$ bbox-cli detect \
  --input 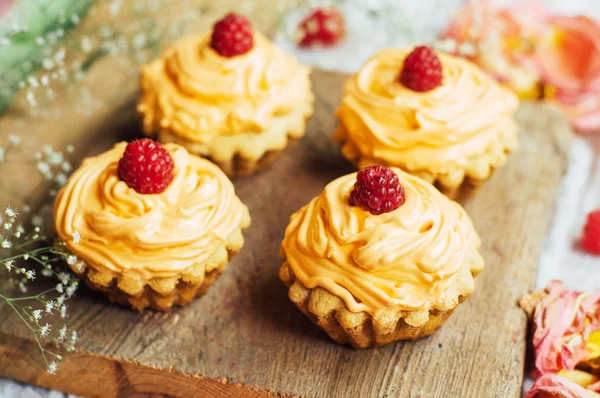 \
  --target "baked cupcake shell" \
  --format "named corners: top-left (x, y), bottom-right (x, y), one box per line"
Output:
top-left (144, 105), bottom-right (312, 177)
top-left (279, 251), bottom-right (483, 348)
top-left (335, 124), bottom-right (517, 199)
top-left (69, 220), bottom-right (249, 312)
